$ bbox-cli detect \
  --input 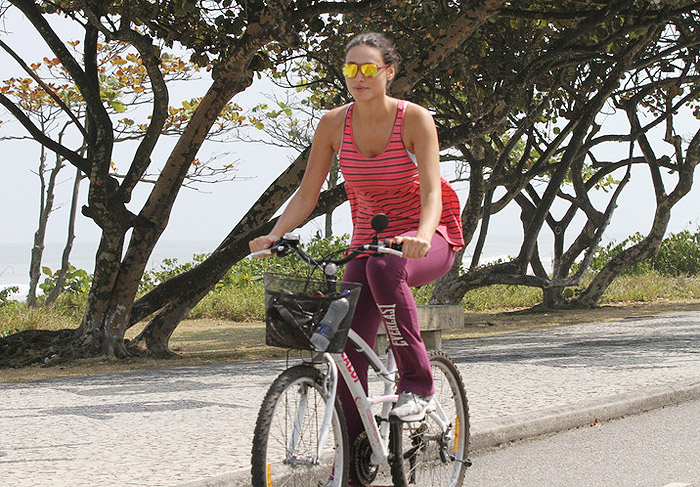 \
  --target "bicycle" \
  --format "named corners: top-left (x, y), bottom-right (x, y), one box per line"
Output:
top-left (250, 215), bottom-right (471, 487)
